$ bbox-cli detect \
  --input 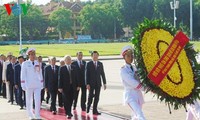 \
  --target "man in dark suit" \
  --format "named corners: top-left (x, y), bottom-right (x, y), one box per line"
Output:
top-left (14, 55), bottom-right (25, 109)
top-left (44, 57), bottom-right (59, 114)
top-left (6, 56), bottom-right (17, 104)
top-left (37, 56), bottom-right (48, 103)
top-left (58, 59), bottom-right (65, 107)
top-left (0, 54), bottom-right (3, 96)
top-left (58, 55), bottom-right (79, 119)
top-left (72, 51), bottom-right (87, 111)
top-left (86, 51), bottom-right (107, 115)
